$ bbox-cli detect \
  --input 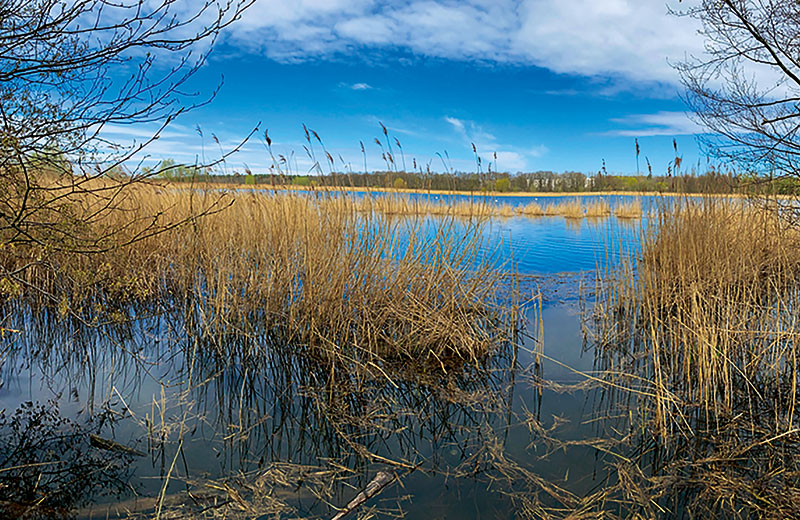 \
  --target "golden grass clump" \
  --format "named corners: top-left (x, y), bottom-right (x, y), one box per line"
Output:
top-left (496, 203), bottom-right (517, 218)
top-left (1, 185), bottom-right (519, 366)
top-left (519, 202), bottom-right (545, 217)
top-left (584, 199), bottom-right (611, 218)
top-left (613, 199), bottom-right (643, 219)
top-left (357, 193), bottom-right (432, 216)
top-left (358, 193), bottom-right (497, 220)
top-left (552, 199), bottom-right (584, 219)
top-left (349, 192), bottom-right (626, 222)
top-left (450, 199), bottom-right (495, 218)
